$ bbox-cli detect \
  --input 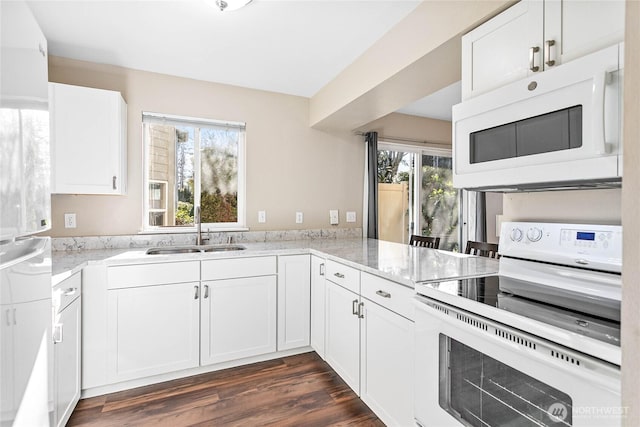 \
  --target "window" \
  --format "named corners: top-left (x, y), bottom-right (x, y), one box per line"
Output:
top-left (143, 113), bottom-right (246, 231)
top-left (377, 143), bottom-right (460, 251)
